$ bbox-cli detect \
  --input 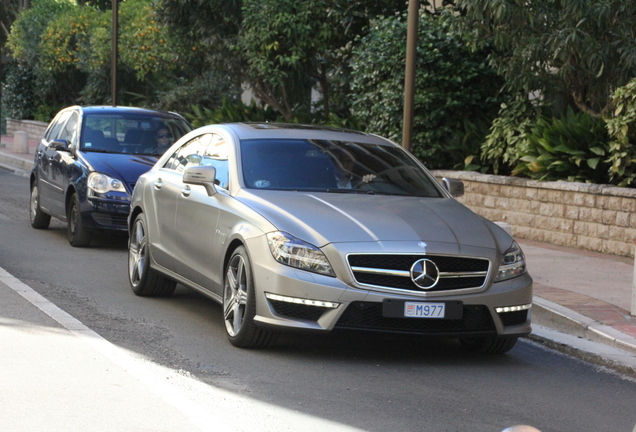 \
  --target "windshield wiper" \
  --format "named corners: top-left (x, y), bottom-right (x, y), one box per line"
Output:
top-left (82, 148), bottom-right (113, 153)
top-left (324, 189), bottom-right (375, 194)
